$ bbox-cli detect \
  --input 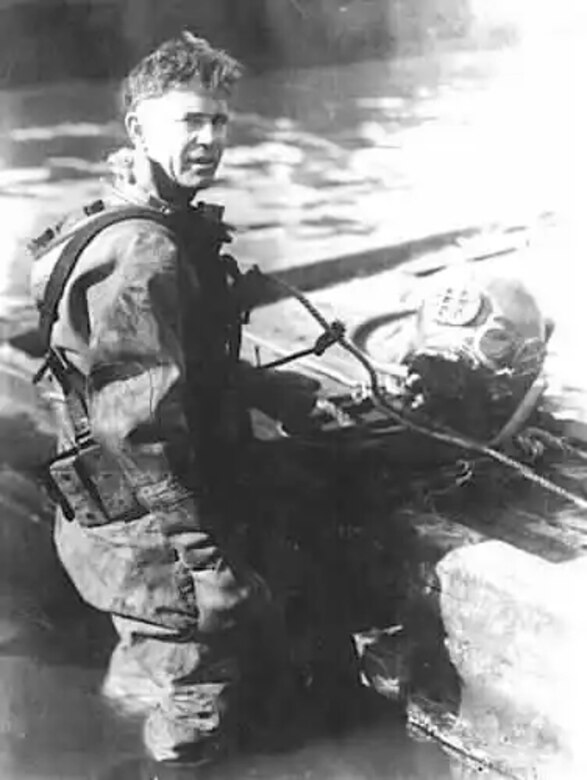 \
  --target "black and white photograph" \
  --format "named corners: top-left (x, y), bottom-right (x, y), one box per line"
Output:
top-left (0, 2), bottom-right (581, 778)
